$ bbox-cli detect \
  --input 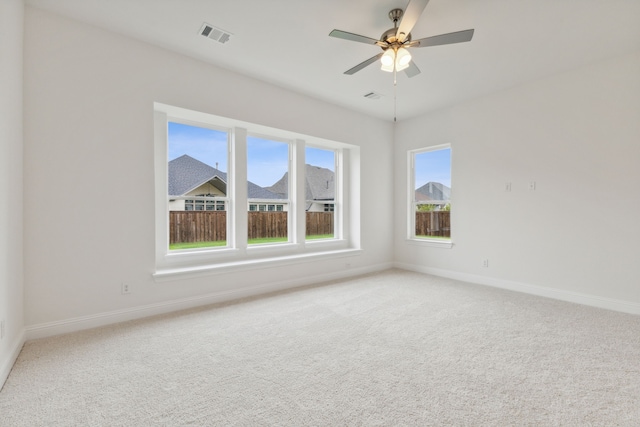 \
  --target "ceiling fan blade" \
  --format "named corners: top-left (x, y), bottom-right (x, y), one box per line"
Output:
top-left (329, 29), bottom-right (380, 45)
top-left (344, 53), bottom-right (384, 75)
top-left (396, 0), bottom-right (430, 43)
top-left (412, 29), bottom-right (474, 47)
top-left (404, 61), bottom-right (421, 78)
